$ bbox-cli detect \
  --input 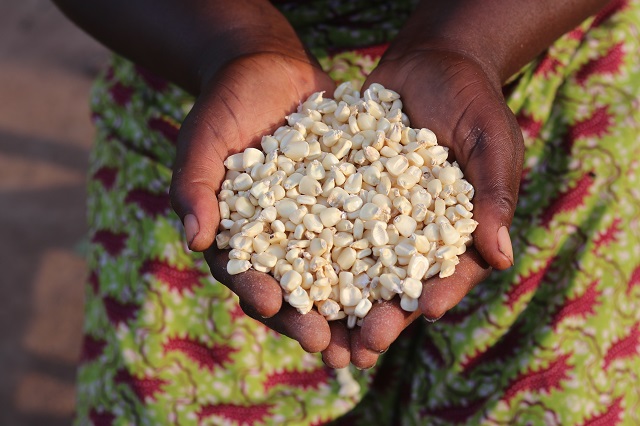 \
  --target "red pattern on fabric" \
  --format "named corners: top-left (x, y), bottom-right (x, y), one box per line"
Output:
top-left (134, 65), bottom-right (169, 91)
top-left (579, 397), bottom-right (624, 425)
top-left (592, 0), bottom-right (628, 28)
top-left (593, 218), bottom-right (622, 251)
top-left (264, 367), bottom-right (330, 391)
top-left (351, 43), bottom-right (389, 59)
top-left (89, 409), bottom-right (115, 426)
top-left (439, 299), bottom-right (483, 325)
top-left (462, 321), bottom-right (526, 372)
top-left (564, 106), bottom-right (614, 152)
top-left (551, 280), bottom-right (601, 330)
top-left (627, 266), bottom-right (640, 295)
top-left (539, 174), bottom-right (594, 228)
top-left (148, 117), bottom-right (179, 144)
top-left (103, 296), bottom-right (139, 325)
top-left (230, 303), bottom-right (247, 321)
top-left (603, 326), bottom-right (640, 369)
top-left (310, 417), bottom-right (333, 426)
top-left (505, 258), bottom-right (554, 309)
top-left (421, 336), bottom-right (446, 368)
top-left (534, 55), bottom-right (561, 77)
top-left (92, 230), bottom-right (128, 257)
top-left (140, 260), bottom-right (206, 294)
top-left (88, 270), bottom-right (99, 293)
top-left (518, 167), bottom-right (532, 196)
top-left (517, 112), bottom-right (543, 140)
top-left (125, 189), bottom-right (171, 217)
top-left (93, 166), bottom-right (118, 190)
top-left (576, 43), bottom-right (625, 85)
top-left (114, 369), bottom-right (168, 402)
top-left (567, 27), bottom-right (586, 40)
top-left (421, 397), bottom-right (488, 423)
top-left (503, 353), bottom-right (572, 403)
top-left (196, 403), bottom-right (274, 425)
top-left (104, 66), bottom-right (115, 81)
top-left (109, 82), bottom-right (134, 106)
top-left (163, 337), bottom-right (237, 371)
top-left (329, 42), bottom-right (389, 59)
top-left (80, 334), bottom-right (107, 363)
